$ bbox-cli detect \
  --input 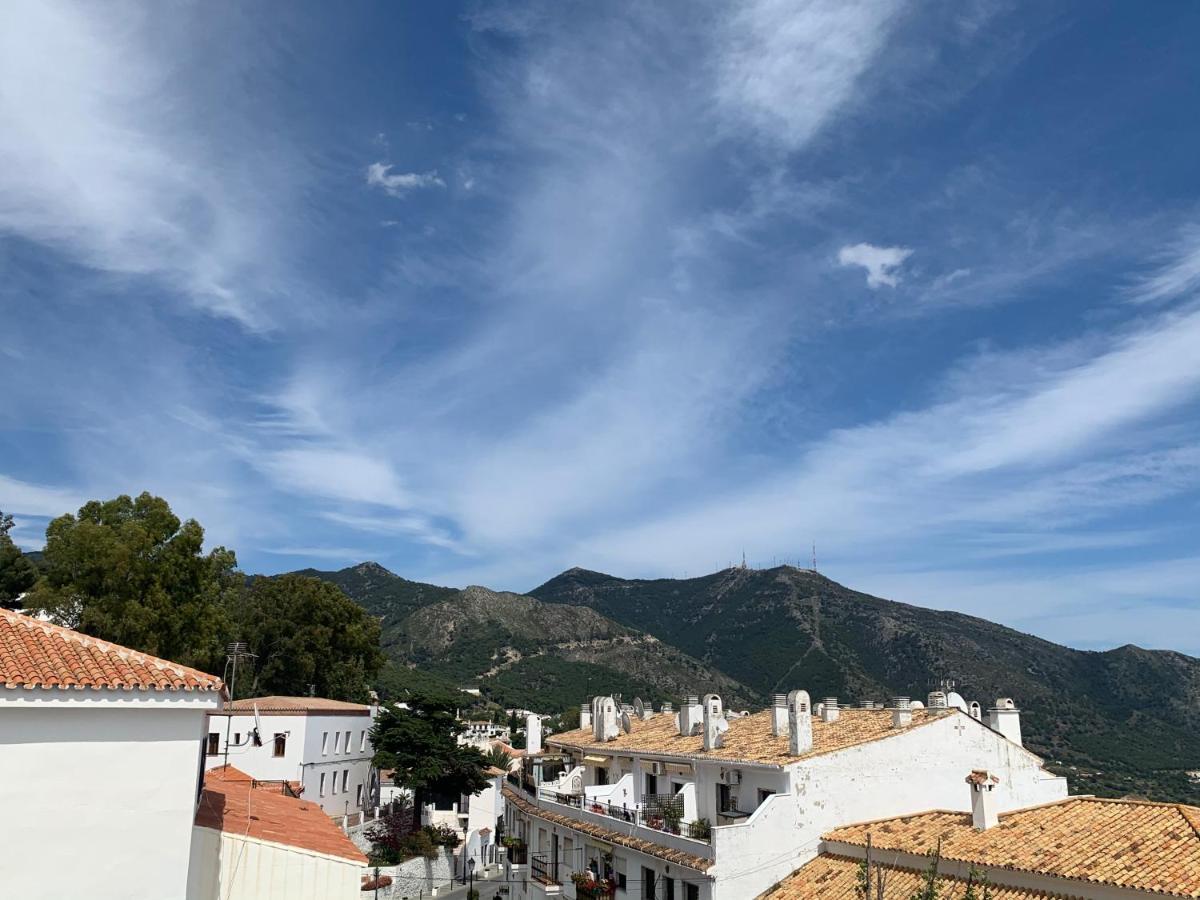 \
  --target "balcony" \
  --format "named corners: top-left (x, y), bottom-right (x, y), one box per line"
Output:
top-left (572, 875), bottom-right (618, 900)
